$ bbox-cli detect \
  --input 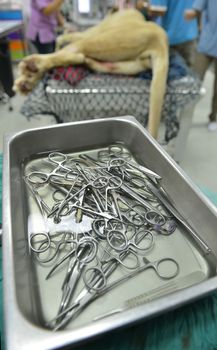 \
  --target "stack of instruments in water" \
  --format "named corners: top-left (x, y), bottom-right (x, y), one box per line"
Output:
top-left (24, 144), bottom-right (196, 330)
